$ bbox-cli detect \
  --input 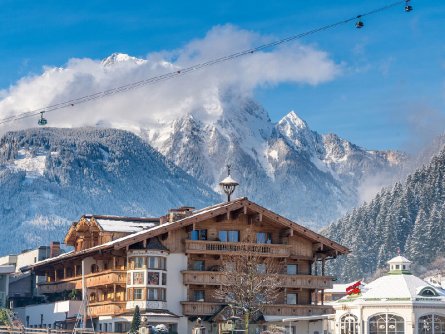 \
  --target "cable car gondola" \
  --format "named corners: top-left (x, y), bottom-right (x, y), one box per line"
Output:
top-left (355, 15), bottom-right (364, 29)
top-left (38, 112), bottom-right (47, 126)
